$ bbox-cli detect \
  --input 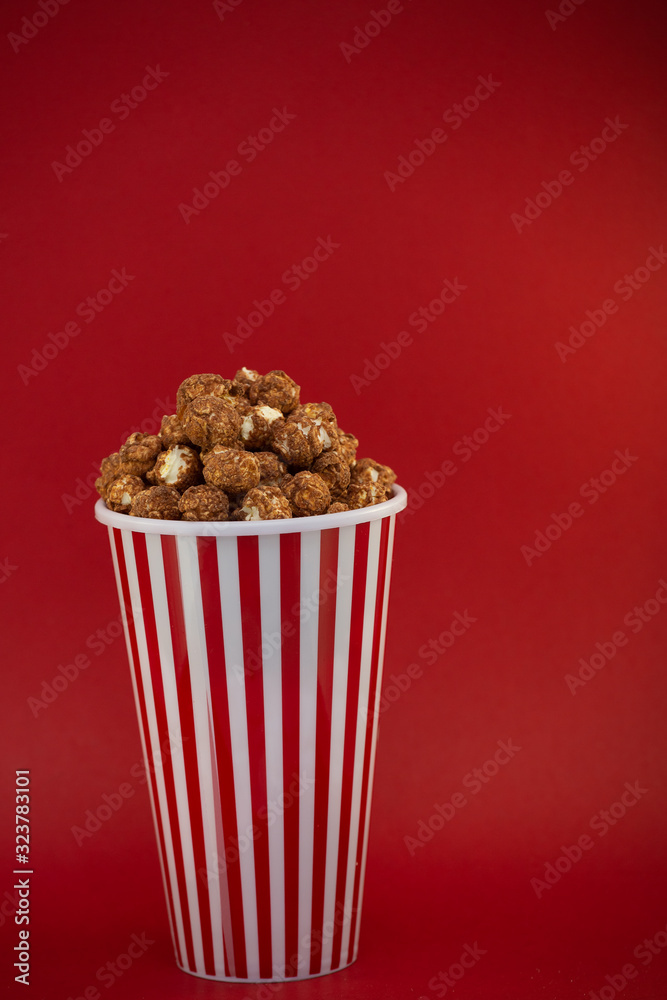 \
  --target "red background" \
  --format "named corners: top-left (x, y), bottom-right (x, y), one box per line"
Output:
top-left (2, 0), bottom-right (667, 997)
